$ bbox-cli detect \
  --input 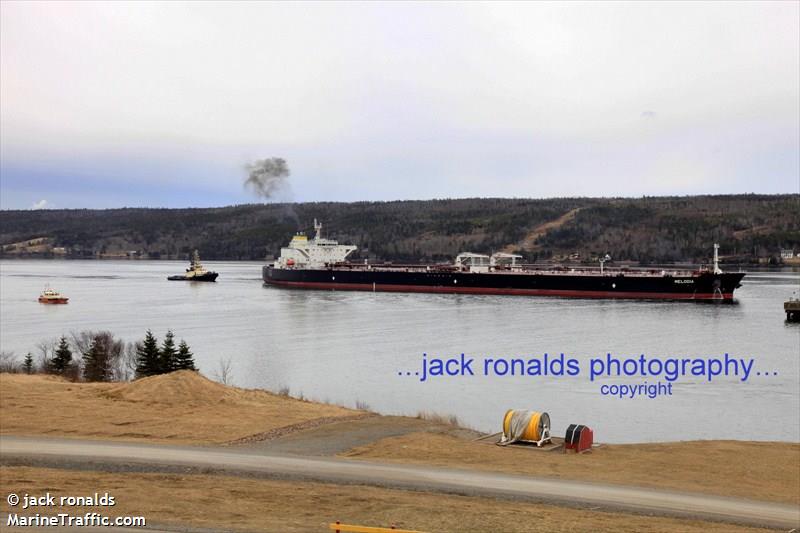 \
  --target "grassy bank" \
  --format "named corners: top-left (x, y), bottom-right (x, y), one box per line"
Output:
top-left (0, 371), bottom-right (356, 444)
top-left (342, 433), bottom-right (800, 505)
top-left (0, 466), bottom-right (772, 533)
top-left (1, 371), bottom-right (797, 507)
